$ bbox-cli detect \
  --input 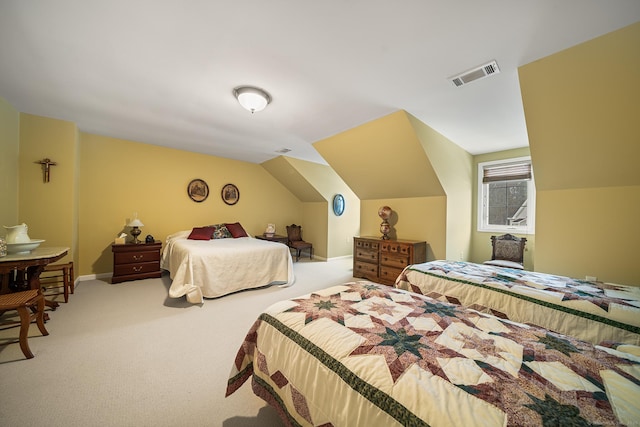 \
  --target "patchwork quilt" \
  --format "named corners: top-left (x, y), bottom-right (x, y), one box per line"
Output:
top-left (226, 281), bottom-right (640, 426)
top-left (395, 261), bottom-right (640, 346)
